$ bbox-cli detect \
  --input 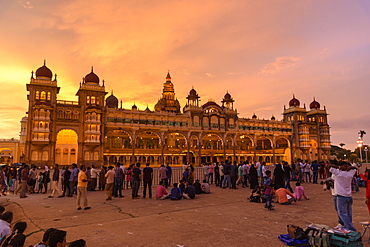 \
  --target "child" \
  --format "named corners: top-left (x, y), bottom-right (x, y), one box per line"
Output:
top-left (263, 170), bottom-right (274, 210)
top-left (37, 172), bottom-right (44, 194)
top-left (183, 169), bottom-right (189, 183)
top-left (293, 182), bottom-right (309, 201)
